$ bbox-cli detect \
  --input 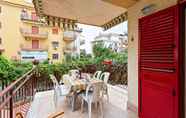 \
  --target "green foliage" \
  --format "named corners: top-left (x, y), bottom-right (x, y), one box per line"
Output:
top-left (93, 42), bottom-right (128, 64)
top-left (0, 56), bottom-right (32, 82)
